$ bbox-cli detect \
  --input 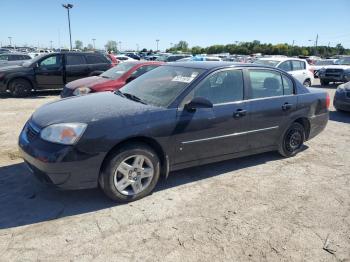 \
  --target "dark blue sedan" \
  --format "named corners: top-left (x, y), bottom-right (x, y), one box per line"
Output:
top-left (19, 62), bottom-right (329, 202)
